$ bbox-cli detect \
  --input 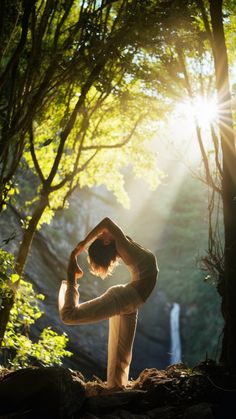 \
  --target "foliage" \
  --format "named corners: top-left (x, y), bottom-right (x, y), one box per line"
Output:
top-left (22, 79), bottom-right (163, 224)
top-left (0, 249), bottom-right (19, 298)
top-left (0, 0), bottom-right (166, 211)
top-left (0, 251), bottom-right (72, 369)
